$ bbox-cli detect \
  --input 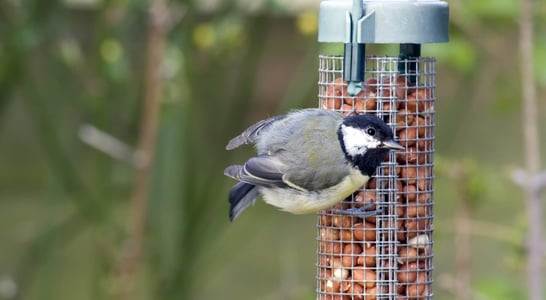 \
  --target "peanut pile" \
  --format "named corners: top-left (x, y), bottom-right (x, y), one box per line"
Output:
top-left (317, 75), bottom-right (434, 300)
